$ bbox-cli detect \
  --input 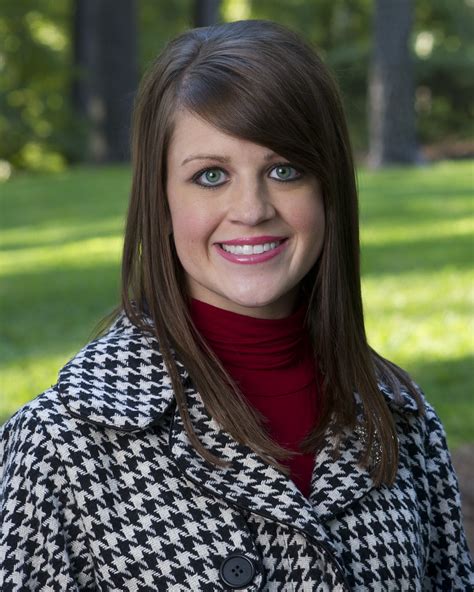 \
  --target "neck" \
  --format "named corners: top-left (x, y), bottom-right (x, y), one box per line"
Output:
top-left (186, 287), bottom-right (300, 320)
